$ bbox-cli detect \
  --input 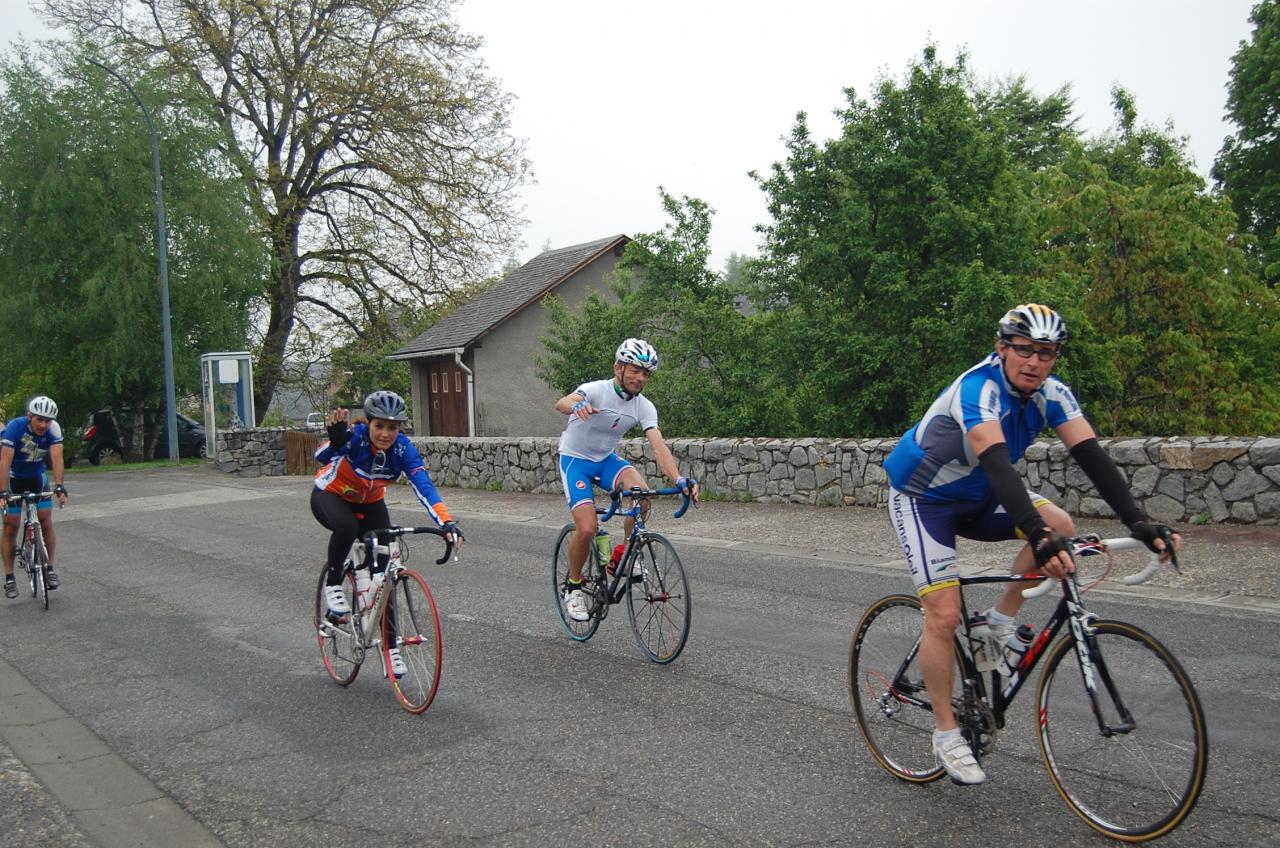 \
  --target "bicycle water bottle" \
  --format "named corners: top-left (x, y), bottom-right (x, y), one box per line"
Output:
top-left (999, 624), bottom-right (1036, 677)
top-left (355, 568), bottom-right (373, 610)
top-left (965, 613), bottom-right (999, 673)
top-left (595, 529), bottom-right (610, 563)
